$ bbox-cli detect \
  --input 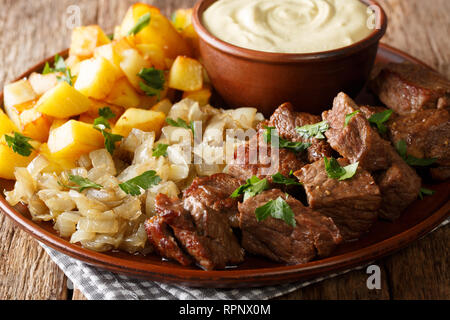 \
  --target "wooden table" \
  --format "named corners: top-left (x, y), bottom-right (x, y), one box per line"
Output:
top-left (0, 0), bottom-right (448, 300)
